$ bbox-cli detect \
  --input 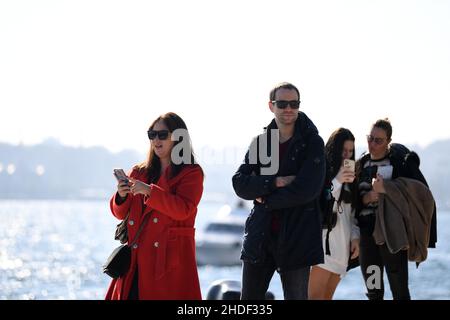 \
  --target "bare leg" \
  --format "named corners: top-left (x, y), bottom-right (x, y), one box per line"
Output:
top-left (308, 265), bottom-right (332, 300)
top-left (323, 272), bottom-right (341, 300)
